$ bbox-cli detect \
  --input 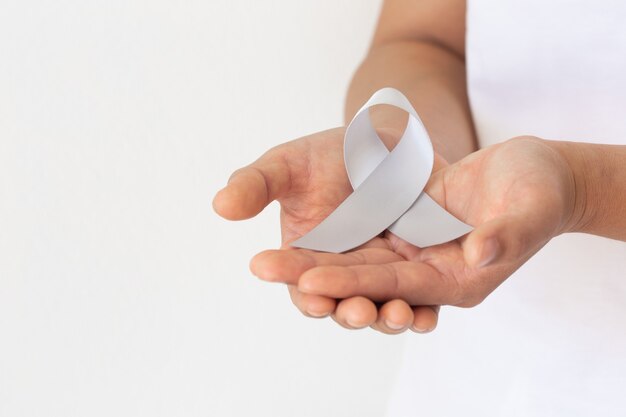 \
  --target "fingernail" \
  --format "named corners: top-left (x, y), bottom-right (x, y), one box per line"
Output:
top-left (385, 320), bottom-right (405, 330)
top-left (412, 325), bottom-right (434, 334)
top-left (478, 238), bottom-right (500, 268)
top-left (307, 309), bottom-right (328, 318)
top-left (346, 318), bottom-right (364, 329)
